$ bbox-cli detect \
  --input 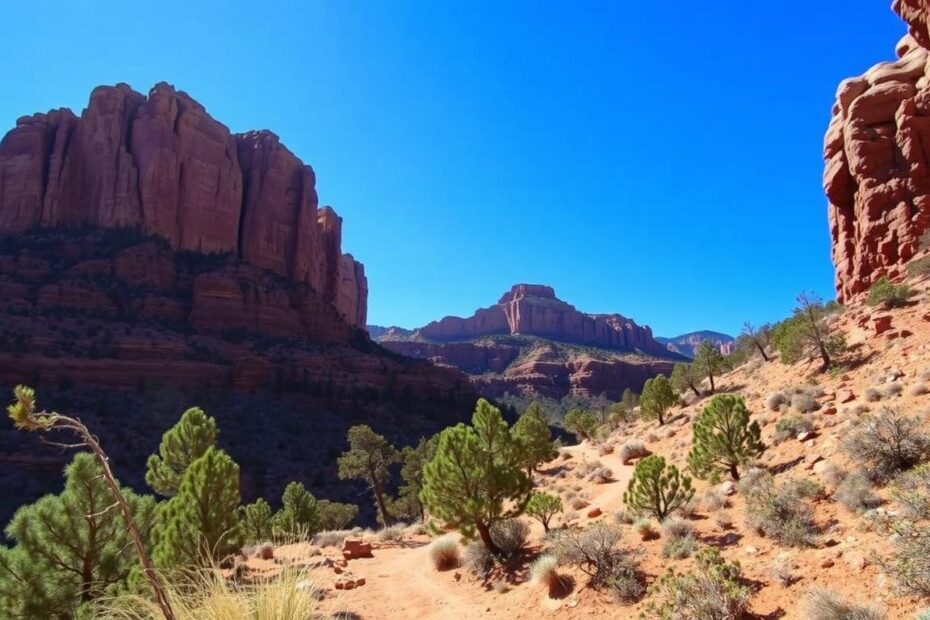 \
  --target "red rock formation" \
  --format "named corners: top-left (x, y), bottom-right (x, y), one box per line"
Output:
top-left (824, 3), bottom-right (930, 302)
top-left (418, 283), bottom-right (669, 355)
top-left (0, 83), bottom-right (366, 327)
